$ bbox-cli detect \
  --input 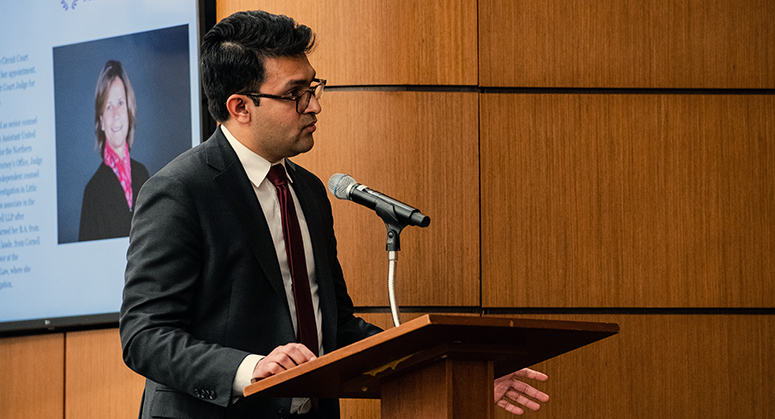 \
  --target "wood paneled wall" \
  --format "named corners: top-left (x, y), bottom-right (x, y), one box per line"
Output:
top-left (220, 0), bottom-right (478, 85)
top-left (0, 334), bottom-right (64, 418)
top-left (65, 329), bottom-right (145, 418)
top-left (481, 94), bottom-right (775, 308)
top-left (293, 91), bottom-right (480, 307)
top-left (2, 0), bottom-right (771, 418)
top-left (479, 0), bottom-right (775, 88)
top-left (0, 330), bottom-right (145, 419)
top-left (492, 314), bottom-right (775, 419)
